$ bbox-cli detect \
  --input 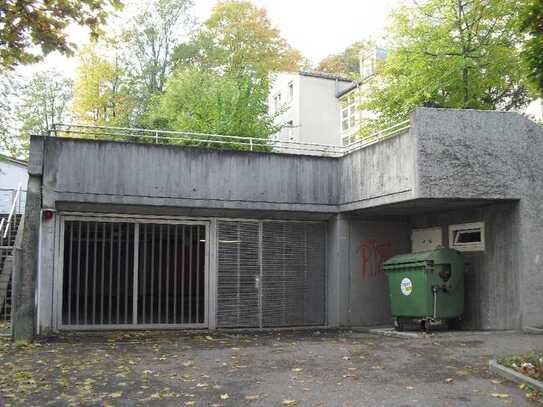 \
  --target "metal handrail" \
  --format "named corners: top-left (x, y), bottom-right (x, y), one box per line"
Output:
top-left (344, 120), bottom-right (411, 154)
top-left (1, 184), bottom-right (22, 239)
top-left (49, 121), bottom-right (411, 157)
